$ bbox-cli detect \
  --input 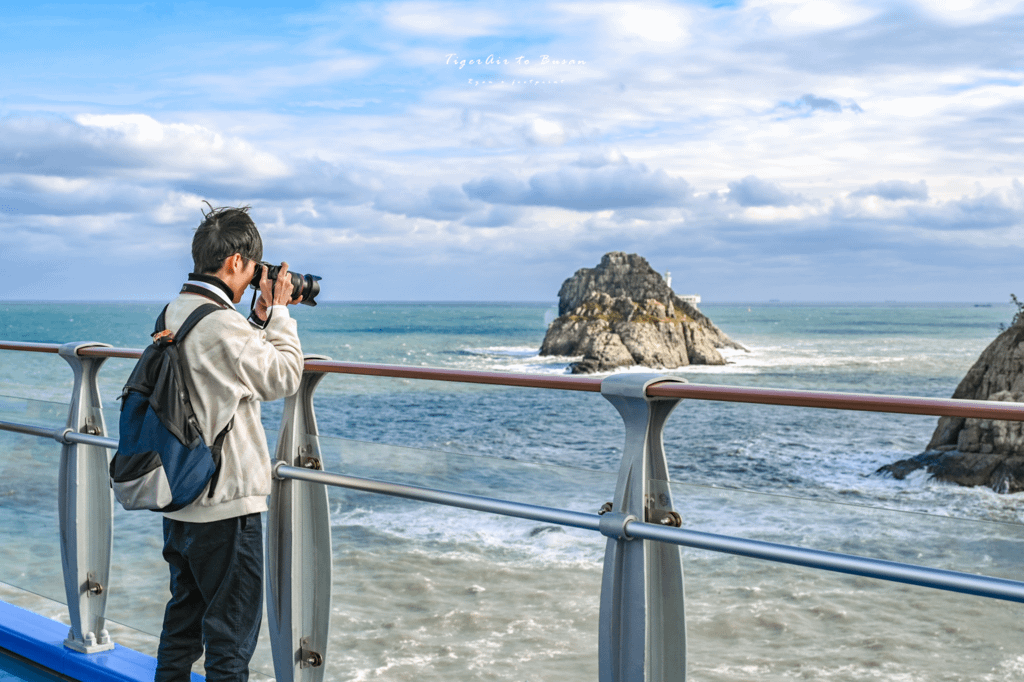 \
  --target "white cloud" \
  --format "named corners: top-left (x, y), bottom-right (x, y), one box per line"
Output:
top-left (384, 2), bottom-right (509, 36)
top-left (375, 184), bottom-right (481, 221)
top-left (746, 0), bottom-right (880, 33)
top-left (617, 4), bottom-right (690, 44)
top-left (910, 0), bottom-right (1024, 25)
top-left (556, 2), bottom-right (692, 53)
top-left (728, 176), bottom-right (804, 207)
top-left (740, 204), bottom-right (820, 222)
top-left (74, 114), bottom-right (291, 179)
top-left (525, 118), bottom-right (566, 146)
top-left (851, 180), bottom-right (929, 201)
top-left (463, 156), bottom-right (693, 211)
